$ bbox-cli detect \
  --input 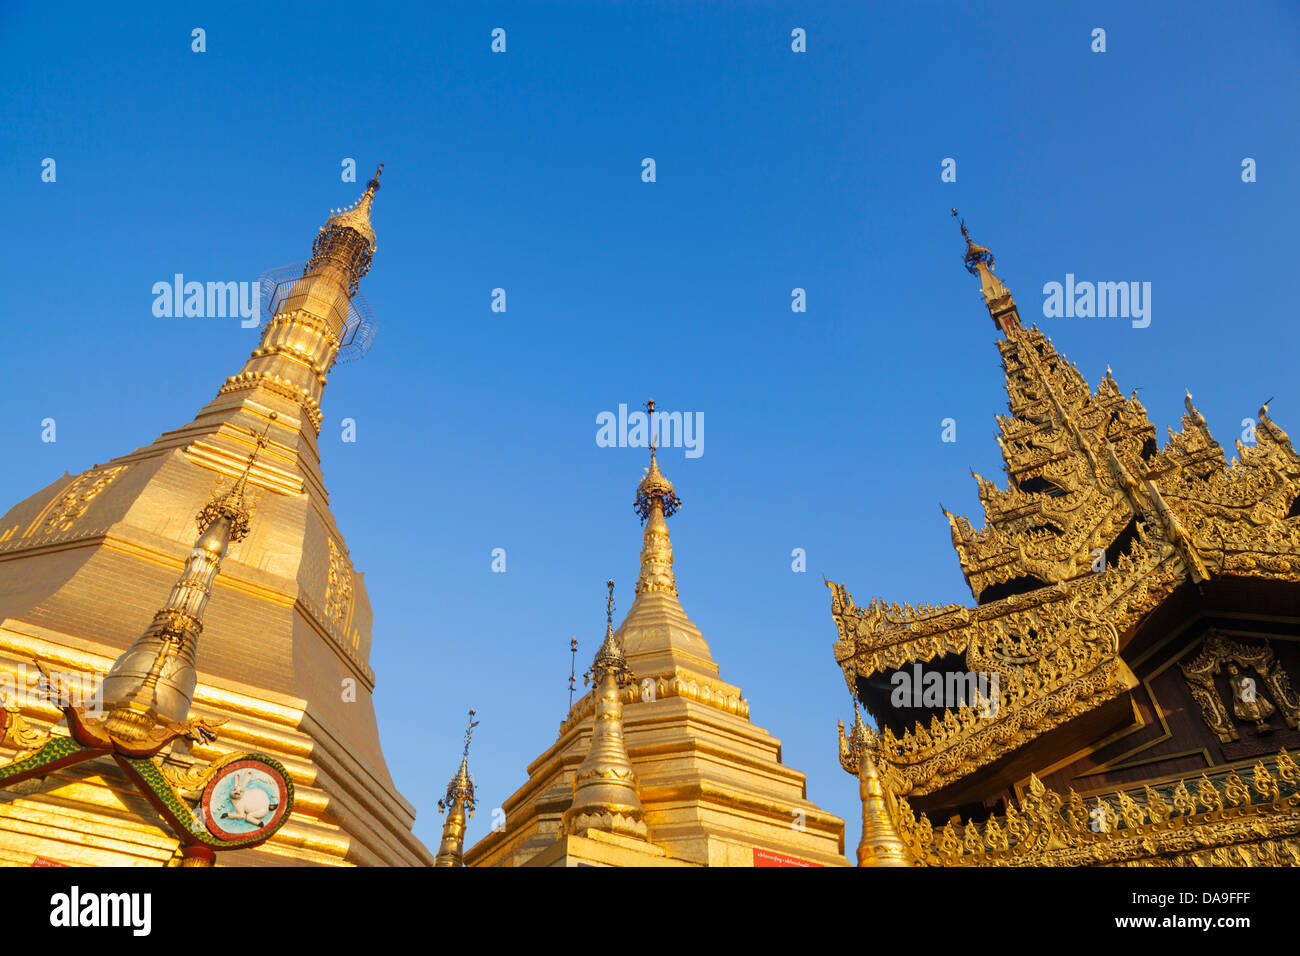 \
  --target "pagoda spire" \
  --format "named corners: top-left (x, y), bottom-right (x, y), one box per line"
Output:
top-left (952, 209), bottom-right (1020, 334)
top-left (560, 580), bottom-right (649, 841)
top-left (97, 414), bottom-right (276, 745)
top-left (217, 163), bottom-right (385, 436)
top-left (434, 707), bottom-right (479, 867)
top-left (634, 399), bottom-right (682, 597)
